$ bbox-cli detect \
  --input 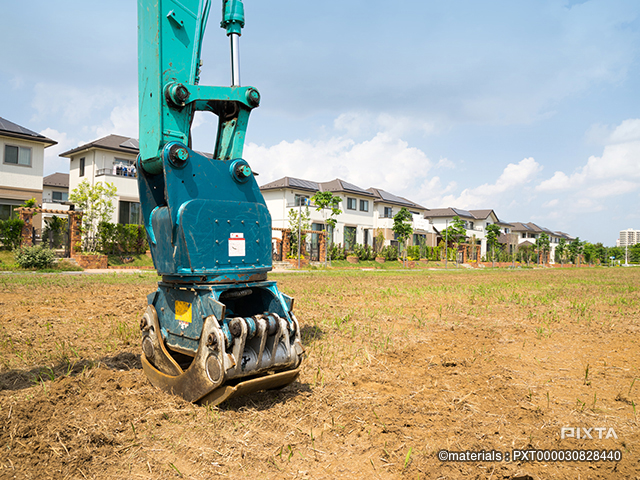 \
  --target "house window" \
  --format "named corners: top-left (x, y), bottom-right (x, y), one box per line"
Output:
top-left (346, 197), bottom-right (357, 210)
top-left (359, 199), bottom-right (369, 212)
top-left (522, 233), bottom-right (526, 238)
top-left (119, 201), bottom-right (142, 225)
top-left (383, 207), bottom-right (393, 218)
top-left (0, 204), bottom-right (13, 220)
top-left (79, 158), bottom-right (85, 177)
top-left (344, 226), bottom-right (356, 250)
top-left (294, 194), bottom-right (309, 206)
top-left (469, 222), bottom-right (474, 229)
top-left (4, 145), bottom-right (31, 166)
top-left (52, 191), bottom-right (68, 203)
